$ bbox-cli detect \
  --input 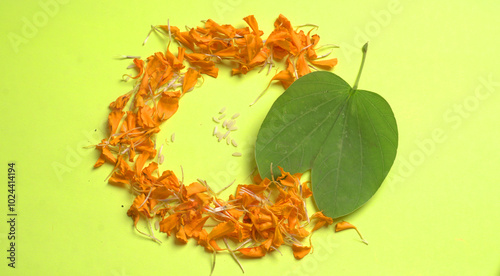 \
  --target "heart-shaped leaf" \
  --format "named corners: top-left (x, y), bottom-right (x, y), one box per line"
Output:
top-left (255, 43), bottom-right (398, 218)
